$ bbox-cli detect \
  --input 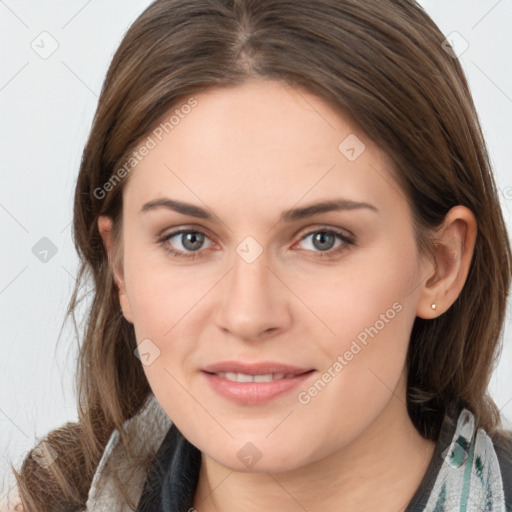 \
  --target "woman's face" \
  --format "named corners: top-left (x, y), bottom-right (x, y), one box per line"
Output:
top-left (112, 78), bottom-right (432, 471)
